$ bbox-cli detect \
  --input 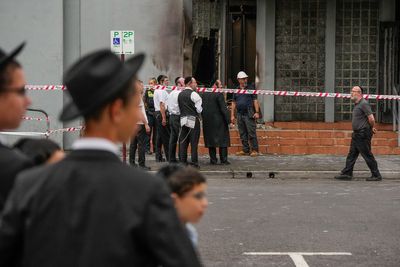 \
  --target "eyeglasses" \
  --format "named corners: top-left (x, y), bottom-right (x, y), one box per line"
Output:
top-left (1, 86), bottom-right (26, 96)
